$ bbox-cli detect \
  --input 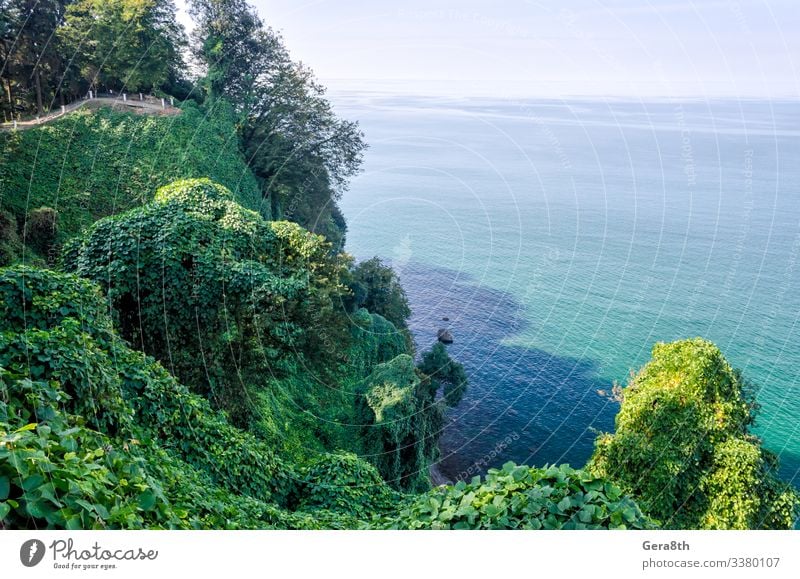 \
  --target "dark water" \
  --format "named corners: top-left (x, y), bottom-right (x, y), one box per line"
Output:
top-left (402, 262), bottom-right (618, 481)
